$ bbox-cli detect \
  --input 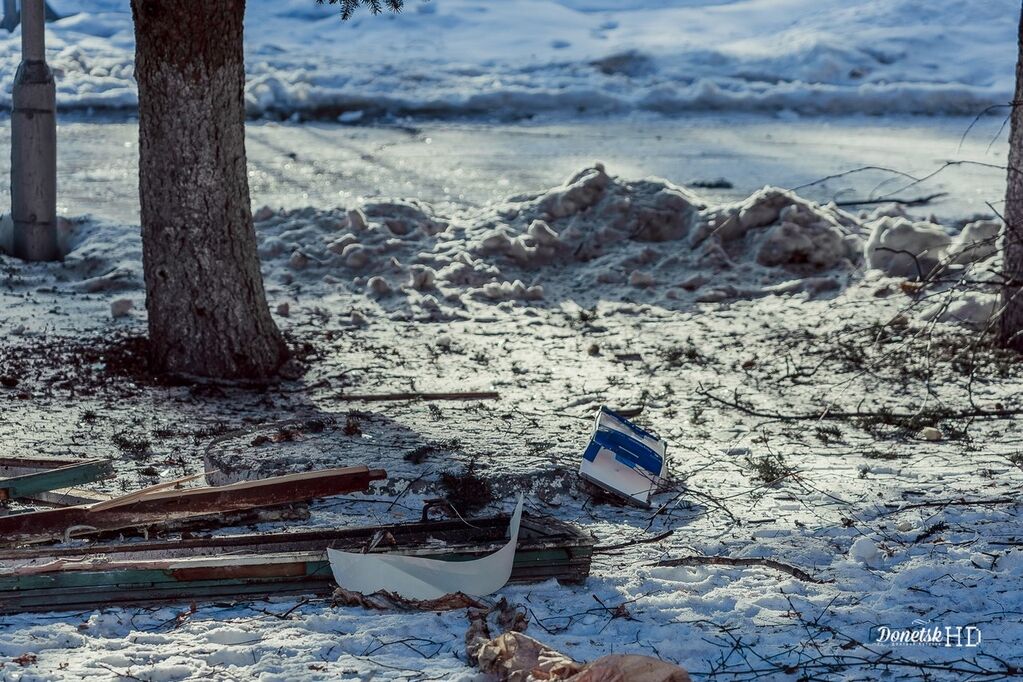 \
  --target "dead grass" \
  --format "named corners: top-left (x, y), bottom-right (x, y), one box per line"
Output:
top-left (440, 460), bottom-right (495, 515)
